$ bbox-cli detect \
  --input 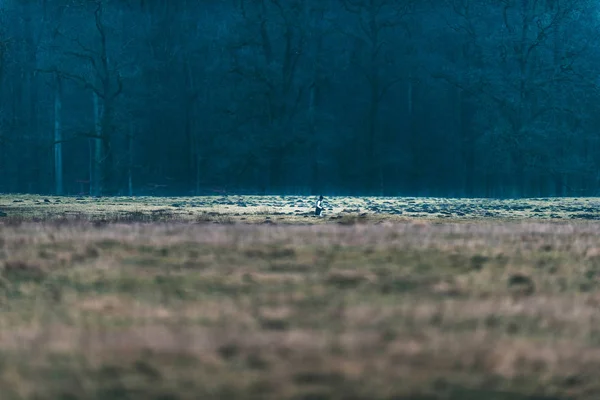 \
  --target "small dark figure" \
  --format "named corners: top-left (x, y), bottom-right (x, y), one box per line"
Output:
top-left (315, 195), bottom-right (324, 216)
